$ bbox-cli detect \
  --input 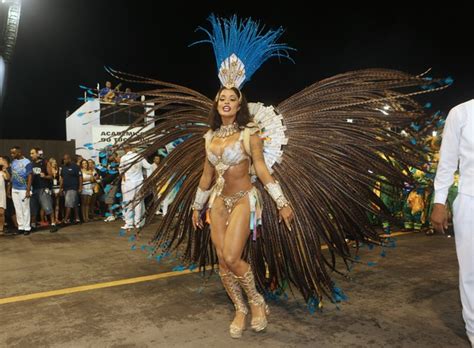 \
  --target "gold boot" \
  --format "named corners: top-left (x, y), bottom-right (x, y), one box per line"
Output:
top-left (234, 267), bottom-right (270, 332)
top-left (219, 270), bottom-right (248, 338)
